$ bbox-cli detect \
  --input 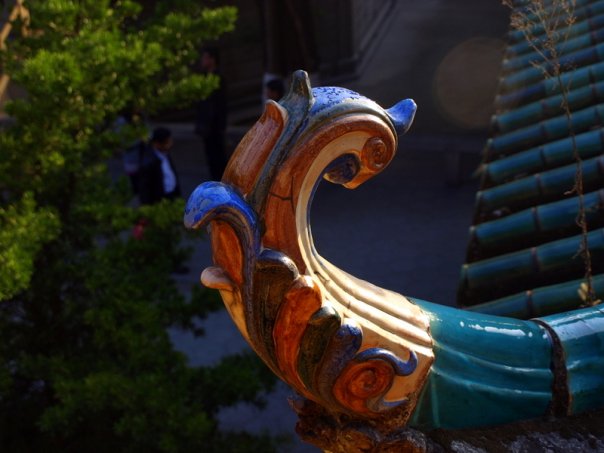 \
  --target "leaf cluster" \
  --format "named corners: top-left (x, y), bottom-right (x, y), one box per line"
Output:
top-left (0, 1), bottom-right (278, 451)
